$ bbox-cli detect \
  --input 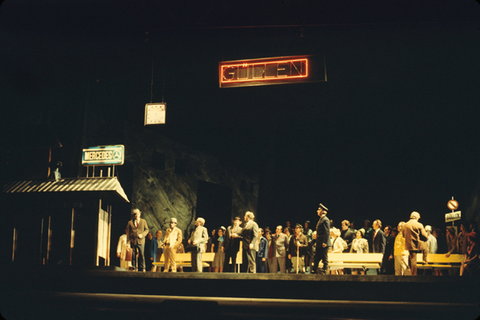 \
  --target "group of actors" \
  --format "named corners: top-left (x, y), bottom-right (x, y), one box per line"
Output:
top-left (117, 209), bottom-right (260, 273)
top-left (117, 204), bottom-right (479, 276)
